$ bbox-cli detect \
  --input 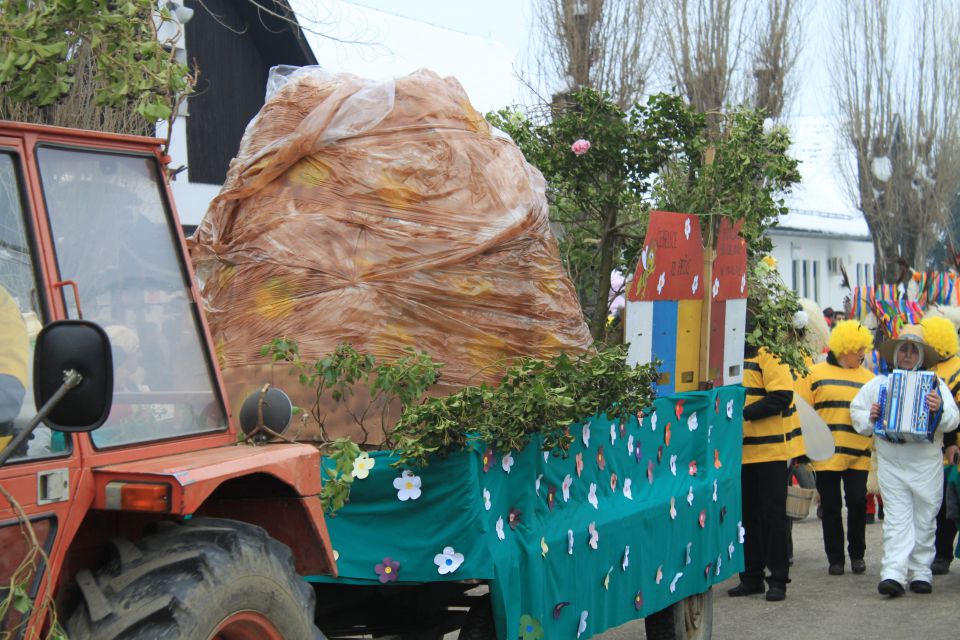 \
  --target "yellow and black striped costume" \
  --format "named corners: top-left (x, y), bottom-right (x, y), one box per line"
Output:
top-left (934, 355), bottom-right (960, 459)
top-left (742, 348), bottom-right (799, 464)
top-left (795, 362), bottom-right (874, 471)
